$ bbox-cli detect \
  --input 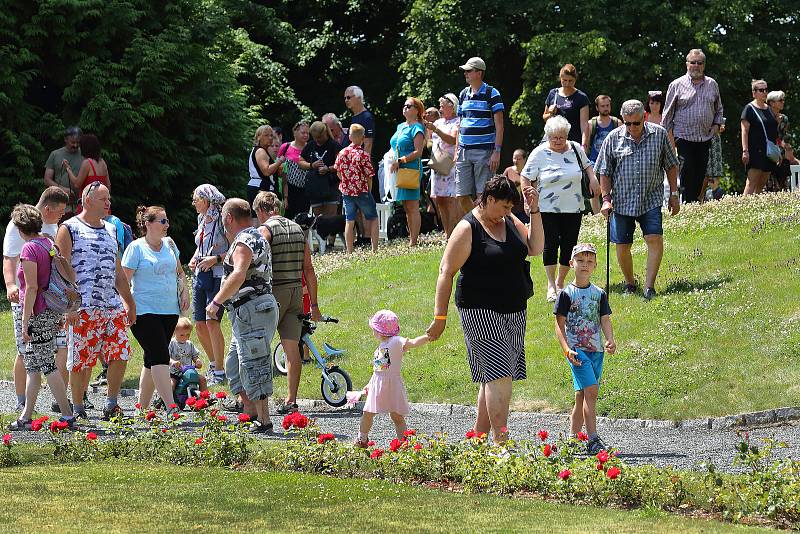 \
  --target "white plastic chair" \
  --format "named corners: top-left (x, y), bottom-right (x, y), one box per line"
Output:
top-left (790, 164), bottom-right (800, 192)
top-left (376, 203), bottom-right (391, 242)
